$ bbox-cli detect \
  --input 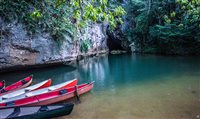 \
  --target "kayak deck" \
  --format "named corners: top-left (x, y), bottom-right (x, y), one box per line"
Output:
top-left (0, 79), bottom-right (52, 102)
